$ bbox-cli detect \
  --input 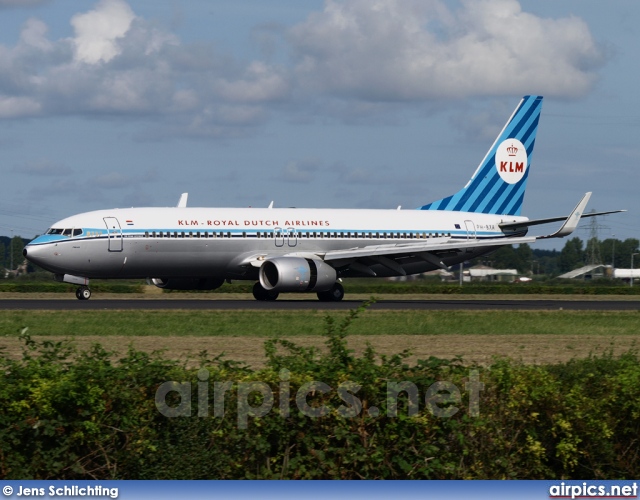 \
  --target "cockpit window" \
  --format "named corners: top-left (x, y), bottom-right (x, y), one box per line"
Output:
top-left (46, 228), bottom-right (81, 237)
